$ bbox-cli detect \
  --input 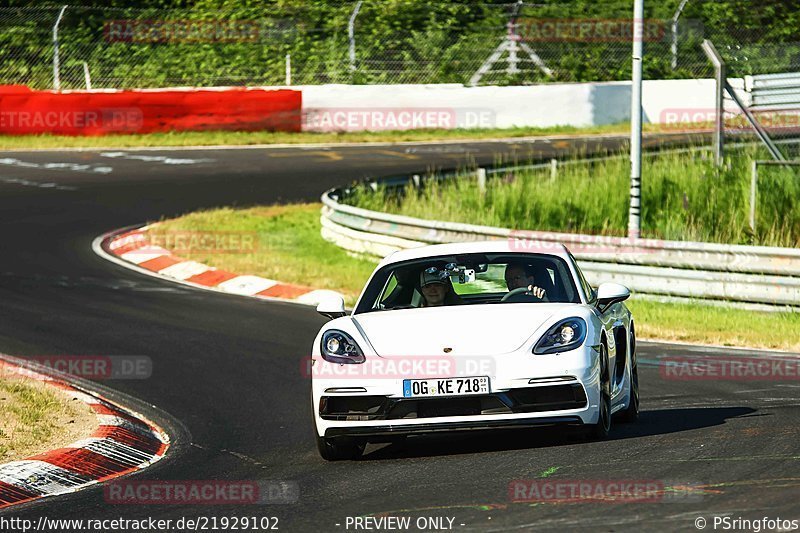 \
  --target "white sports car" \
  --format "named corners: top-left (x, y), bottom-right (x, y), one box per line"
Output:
top-left (311, 241), bottom-right (639, 460)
